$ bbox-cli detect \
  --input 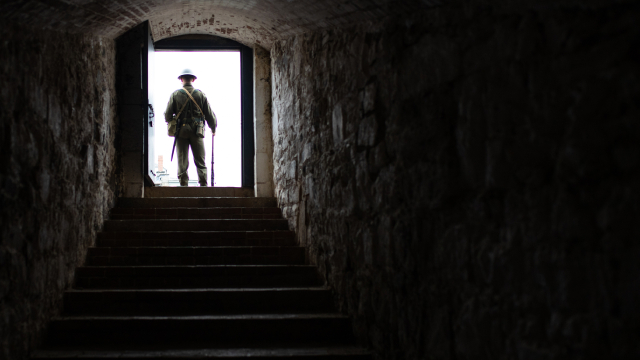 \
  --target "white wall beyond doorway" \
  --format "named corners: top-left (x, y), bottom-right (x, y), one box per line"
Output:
top-left (153, 51), bottom-right (241, 187)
